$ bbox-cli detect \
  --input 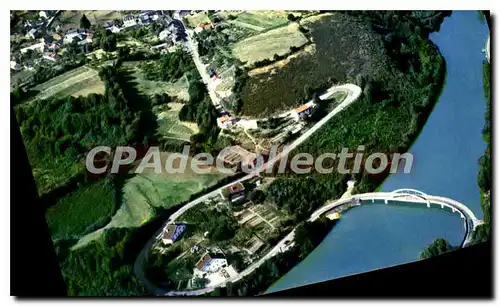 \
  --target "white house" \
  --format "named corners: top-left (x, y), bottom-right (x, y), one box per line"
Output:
top-left (123, 15), bottom-right (138, 28)
top-left (25, 28), bottom-right (38, 40)
top-left (161, 223), bottom-right (187, 245)
top-left (158, 29), bottom-right (170, 41)
top-left (39, 11), bottom-right (47, 19)
top-left (10, 61), bottom-right (22, 71)
top-left (63, 29), bottom-right (88, 44)
top-left (20, 41), bottom-right (45, 54)
top-left (292, 104), bottom-right (312, 120)
top-left (194, 252), bottom-right (228, 278)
